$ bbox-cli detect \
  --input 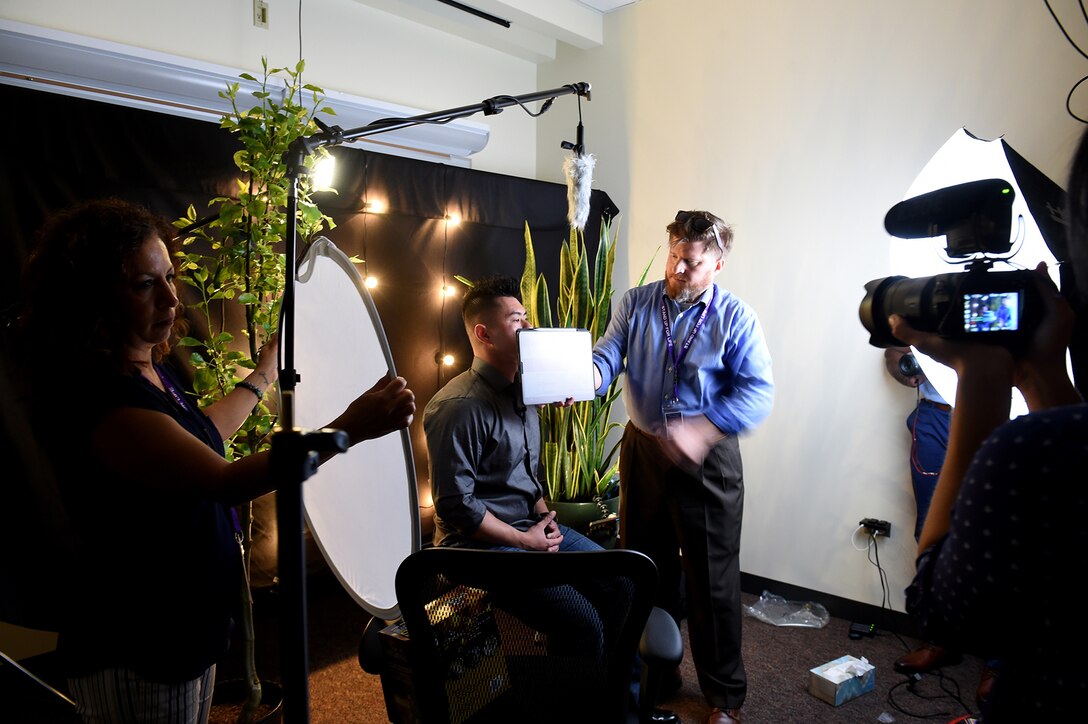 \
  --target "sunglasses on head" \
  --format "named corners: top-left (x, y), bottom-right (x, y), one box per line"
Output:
top-left (675, 210), bottom-right (714, 233)
top-left (675, 210), bottom-right (723, 252)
